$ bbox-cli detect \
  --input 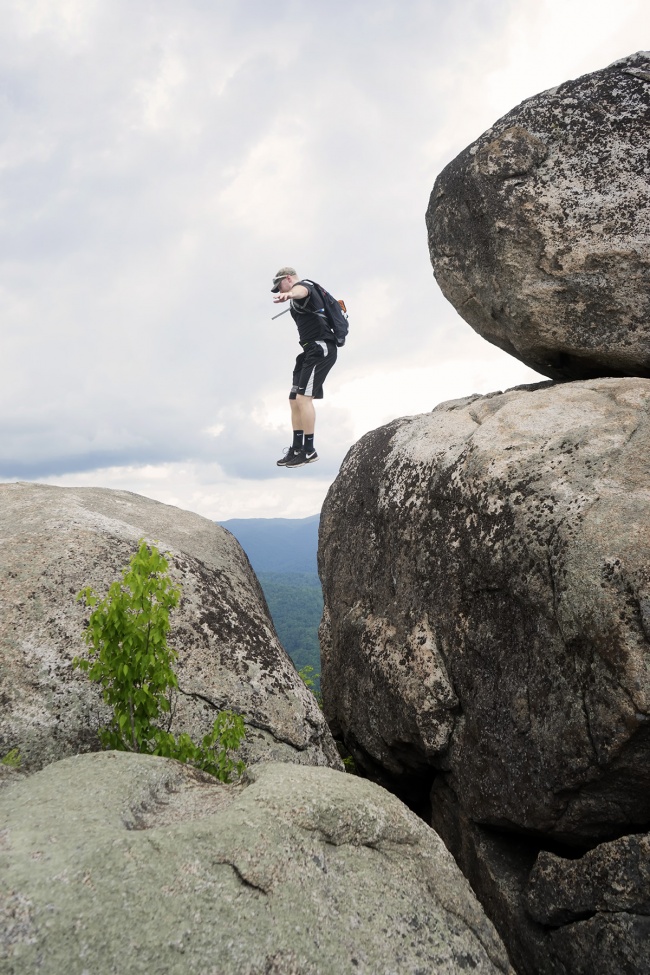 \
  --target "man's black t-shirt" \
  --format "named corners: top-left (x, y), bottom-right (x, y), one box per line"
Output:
top-left (289, 279), bottom-right (333, 346)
